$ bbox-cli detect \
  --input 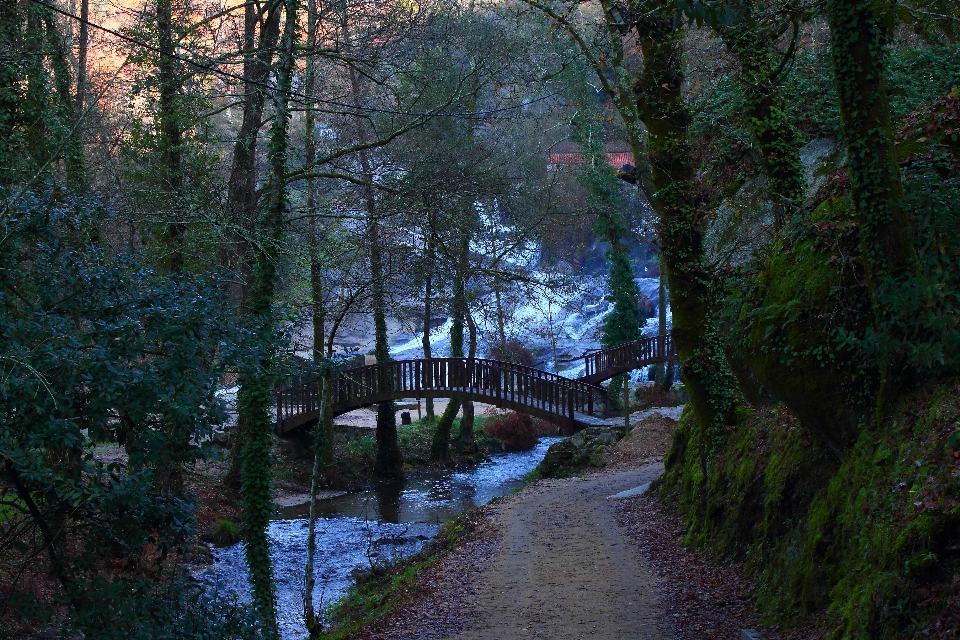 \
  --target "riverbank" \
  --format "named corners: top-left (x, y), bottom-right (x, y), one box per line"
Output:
top-left (326, 409), bottom-right (821, 640)
top-left (187, 402), bottom-right (550, 544)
